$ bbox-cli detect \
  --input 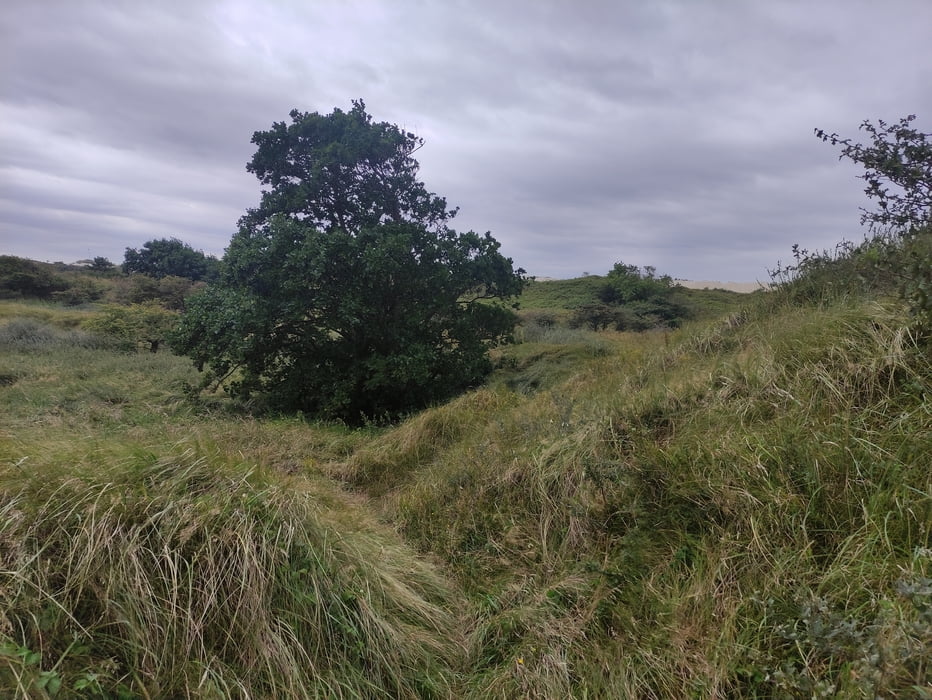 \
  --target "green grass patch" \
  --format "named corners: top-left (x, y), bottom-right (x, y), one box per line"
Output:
top-left (1, 265), bottom-right (930, 697)
top-left (356, 299), bottom-right (931, 698)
